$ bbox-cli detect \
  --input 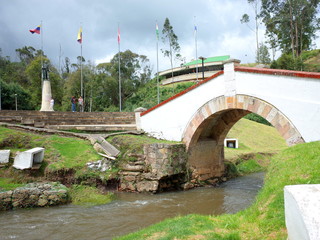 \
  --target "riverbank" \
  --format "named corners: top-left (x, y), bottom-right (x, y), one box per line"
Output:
top-left (116, 141), bottom-right (320, 239)
top-left (0, 118), bottom-right (287, 208)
